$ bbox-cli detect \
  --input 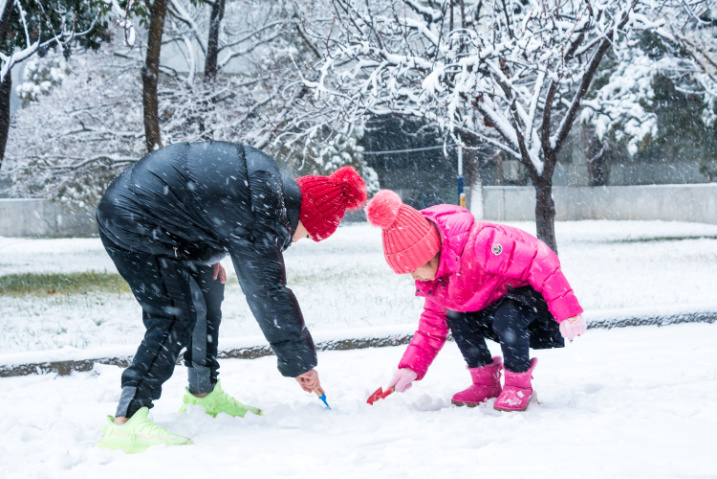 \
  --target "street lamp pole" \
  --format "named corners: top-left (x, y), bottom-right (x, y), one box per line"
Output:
top-left (457, 145), bottom-right (466, 208)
